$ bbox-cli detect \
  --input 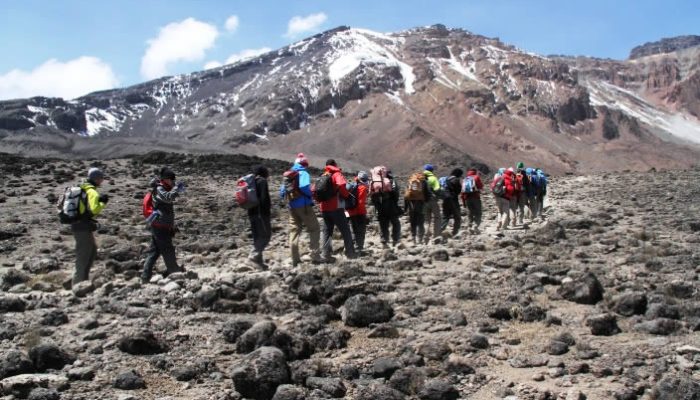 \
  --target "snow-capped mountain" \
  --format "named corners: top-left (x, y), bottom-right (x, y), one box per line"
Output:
top-left (1, 25), bottom-right (699, 173)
